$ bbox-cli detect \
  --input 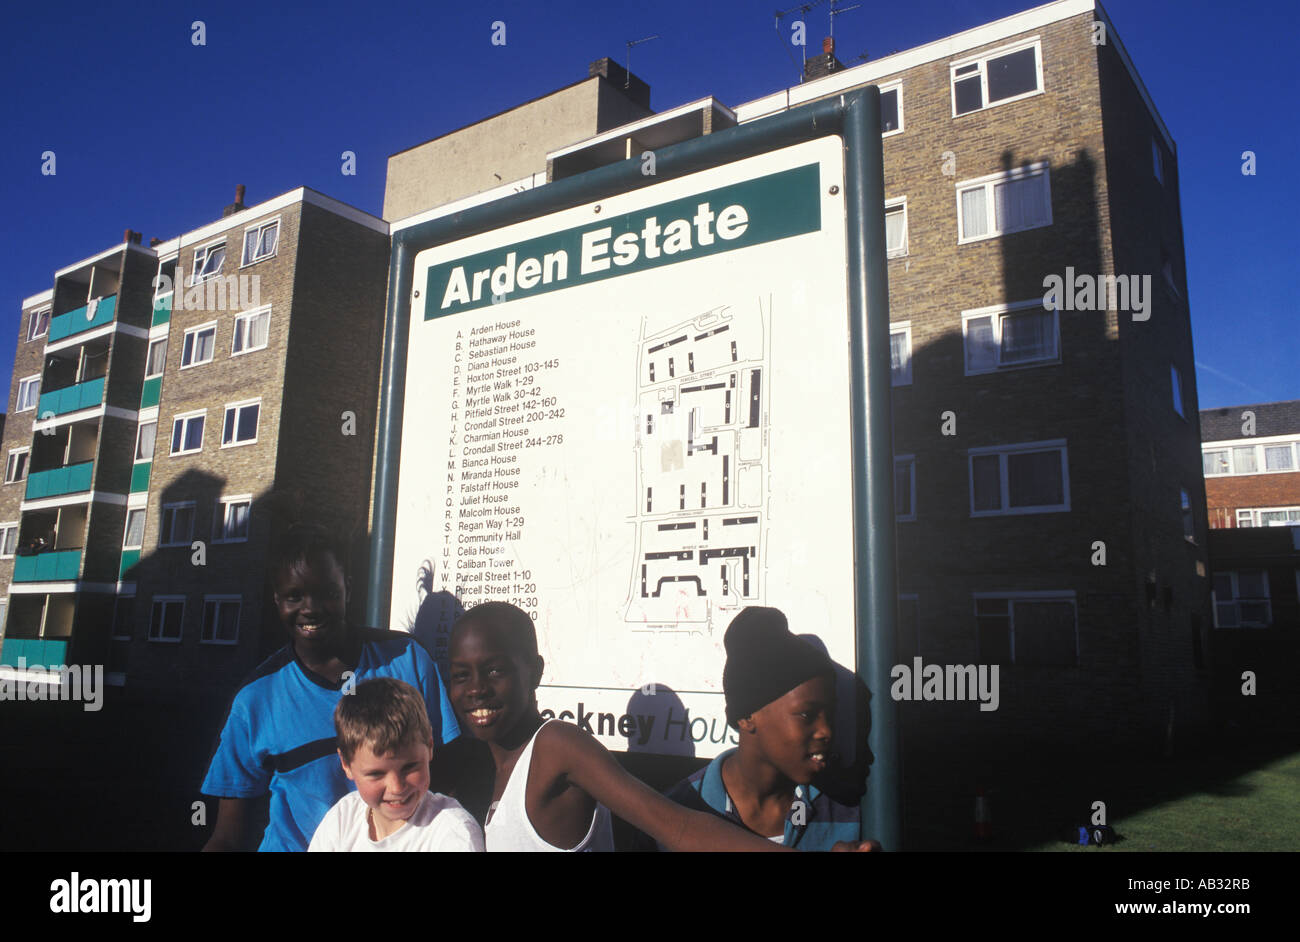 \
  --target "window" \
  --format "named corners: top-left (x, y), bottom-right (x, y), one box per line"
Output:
top-left (1232, 445), bottom-right (1257, 474)
top-left (884, 199), bottom-right (908, 257)
top-left (202, 597), bottom-right (242, 644)
top-left (111, 596), bottom-right (134, 640)
top-left (123, 509), bottom-right (146, 550)
top-left (957, 164), bottom-right (1052, 242)
top-left (154, 257), bottom-right (177, 299)
top-left (160, 502), bottom-right (196, 546)
top-left (149, 597), bottom-right (185, 642)
top-left (890, 323), bottom-right (912, 386)
top-left (1181, 487), bottom-right (1195, 541)
top-left (969, 440), bottom-right (1069, 516)
top-left (1152, 138), bottom-right (1165, 185)
top-left (1264, 444), bottom-right (1295, 472)
top-left (215, 497), bottom-right (251, 543)
top-left (1213, 571), bottom-right (1270, 628)
top-left (180, 323), bottom-right (217, 368)
top-left (1170, 365), bottom-right (1184, 418)
top-left (0, 523), bottom-right (18, 558)
top-left (242, 221), bottom-right (279, 265)
top-left (1204, 441), bottom-right (1300, 476)
top-left (1203, 449), bottom-right (1229, 475)
top-left (191, 242), bottom-right (226, 284)
top-left (135, 421), bottom-right (157, 462)
top-left (963, 300), bottom-right (1059, 374)
top-left (5, 449), bottom-right (30, 484)
top-left (951, 40), bottom-right (1042, 116)
top-left (1236, 507), bottom-right (1300, 528)
top-left (145, 338), bottom-right (168, 377)
top-left (222, 401), bottom-right (261, 447)
top-left (170, 412), bottom-right (205, 455)
top-left (975, 594), bottom-right (1077, 665)
top-left (880, 85), bottom-right (902, 135)
top-left (231, 307), bottom-right (270, 355)
top-left (895, 456), bottom-right (916, 522)
top-left (27, 308), bottom-right (51, 342)
top-left (16, 375), bottom-right (41, 412)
